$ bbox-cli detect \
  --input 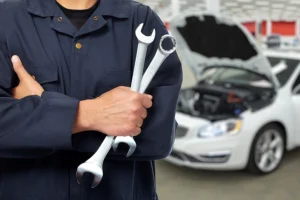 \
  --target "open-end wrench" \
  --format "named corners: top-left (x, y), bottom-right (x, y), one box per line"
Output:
top-left (113, 35), bottom-right (177, 155)
top-left (112, 24), bottom-right (156, 157)
top-left (76, 23), bottom-right (156, 188)
top-left (76, 135), bottom-right (115, 188)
